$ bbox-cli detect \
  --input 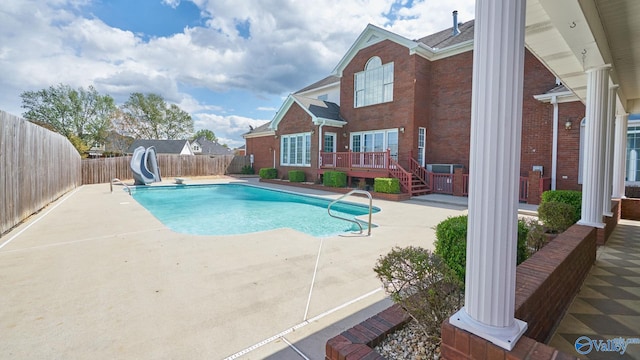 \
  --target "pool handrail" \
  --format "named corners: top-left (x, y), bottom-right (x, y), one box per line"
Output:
top-left (327, 189), bottom-right (373, 236)
top-left (110, 178), bottom-right (132, 196)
